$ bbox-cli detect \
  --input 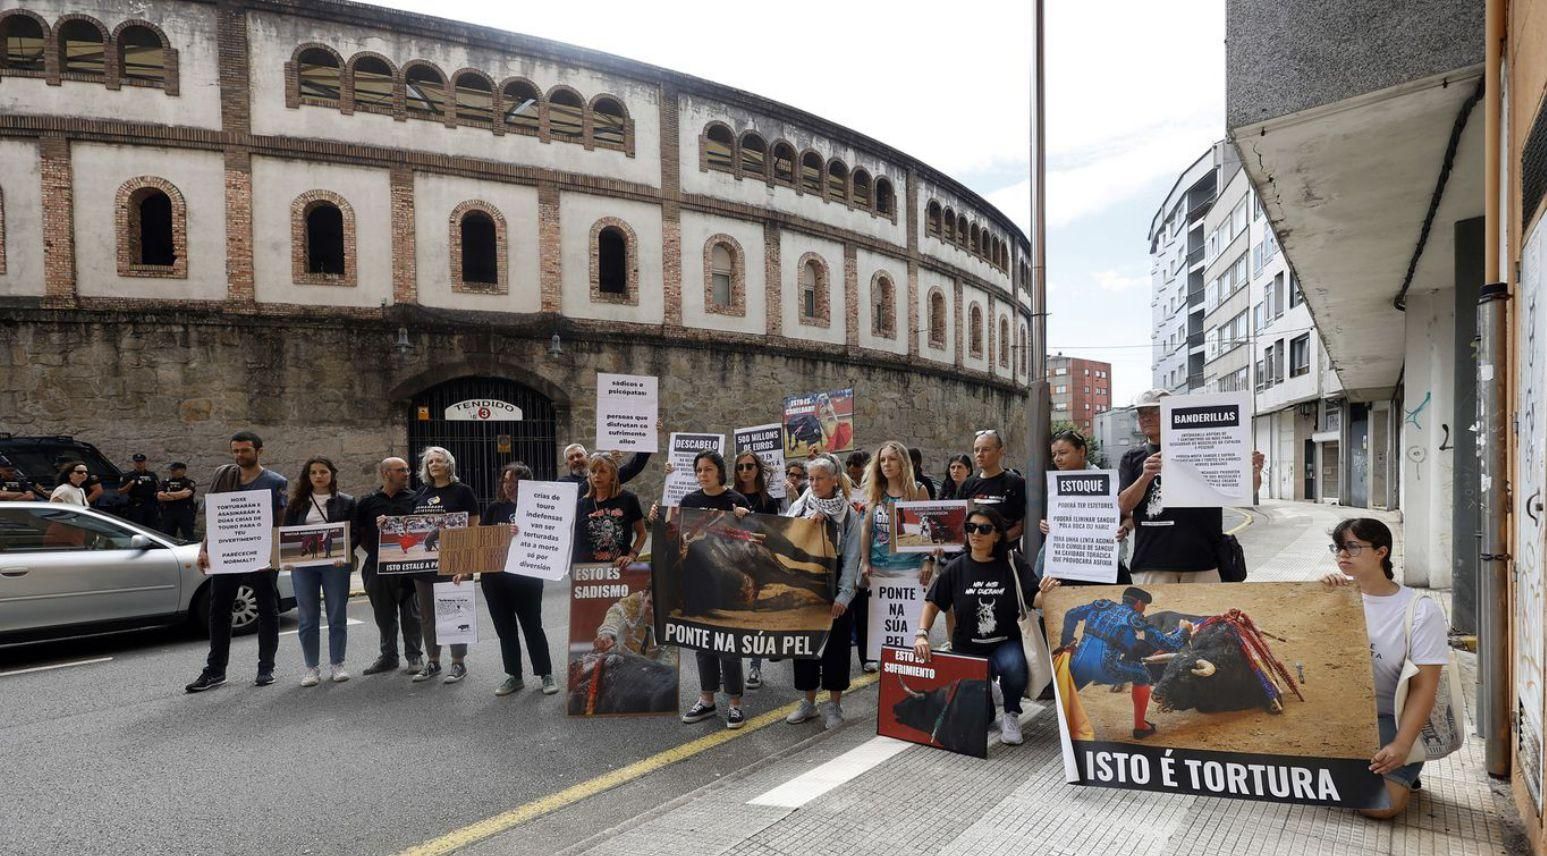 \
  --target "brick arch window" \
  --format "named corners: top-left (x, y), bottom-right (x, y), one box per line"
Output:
top-left (703, 235), bottom-right (746, 316)
top-left (500, 77), bottom-right (541, 134)
top-left (547, 86), bottom-right (584, 142)
top-left (114, 21), bottom-right (176, 92)
top-left (970, 223), bottom-right (980, 256)
top-left (58, 16), bottom-right (107, 78)
top-left (347, 53), bottom-right (396, 114)
top-left (852, 169), bottom-right (872, 209)
top-left (871, 272), bottom-right (896, 338)
top-left (942, 207), bottom-right (955, 242)
top-left (451, 69), bottom-right (495, 127)
top-left (826, 159), bottom-right (848, 203)
top-left (403, 62), bottom-right (447, 121)
top-left (875, 177), bottom-right (895, 217)
top-left (589, 217), bottom-right (638, 305)
top-left (1019, 322), bottom-right (1029, 374)
top-left (927, 288), bottom-right (947, 349)
top-left (999, 317), bottom-right (1010, 367)
top-left (0, 11), bottom-right (48, 77)
top-left (703, 123), bottom-right (735, 172)
top-left (956, 214), bottom-right (969, 247)
top-left (739, 132), bottom-right (767, 179)
top-left (291, 190), bottom-right (356, 287)
top-left (290, 44), bottom-right (342, 108)
top-left (590, 94), bottom-right (630, 151)
top-left (449, 200), bottom-right (507, 293)
top-left (770, 141), bottom-right (796, 185)
top-left (797, 252), bottom-right (830, 326)
top-left (969, 304), bottom-right (984, 358)
top-left (115, 176), bottom-right (187, 278)
top-left (799, 151), bottom-right (824, 195)
top-left (926, 201), bottom-right (943, 237)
